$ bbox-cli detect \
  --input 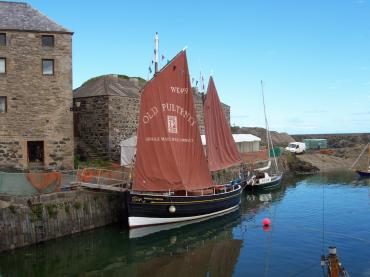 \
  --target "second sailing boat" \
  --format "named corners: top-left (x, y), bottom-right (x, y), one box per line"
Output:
top-left (247, 81), bottom-right (283, 190)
